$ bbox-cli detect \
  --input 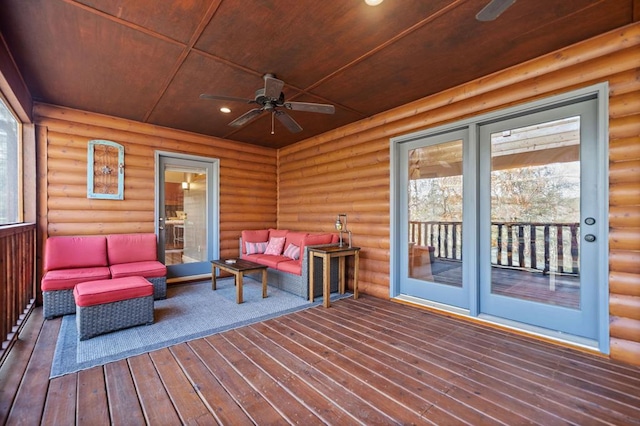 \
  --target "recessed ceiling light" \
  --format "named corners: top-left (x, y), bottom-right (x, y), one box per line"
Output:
top-left (365, 0), bottom-right (383, 5)
top-left (220, 107), bottom-right (231, 114)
